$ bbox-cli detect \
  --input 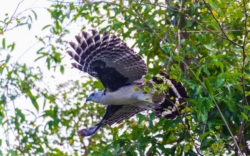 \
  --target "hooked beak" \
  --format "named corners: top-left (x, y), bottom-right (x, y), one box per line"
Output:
top-left (85, 97), bottom-right (90, 103)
